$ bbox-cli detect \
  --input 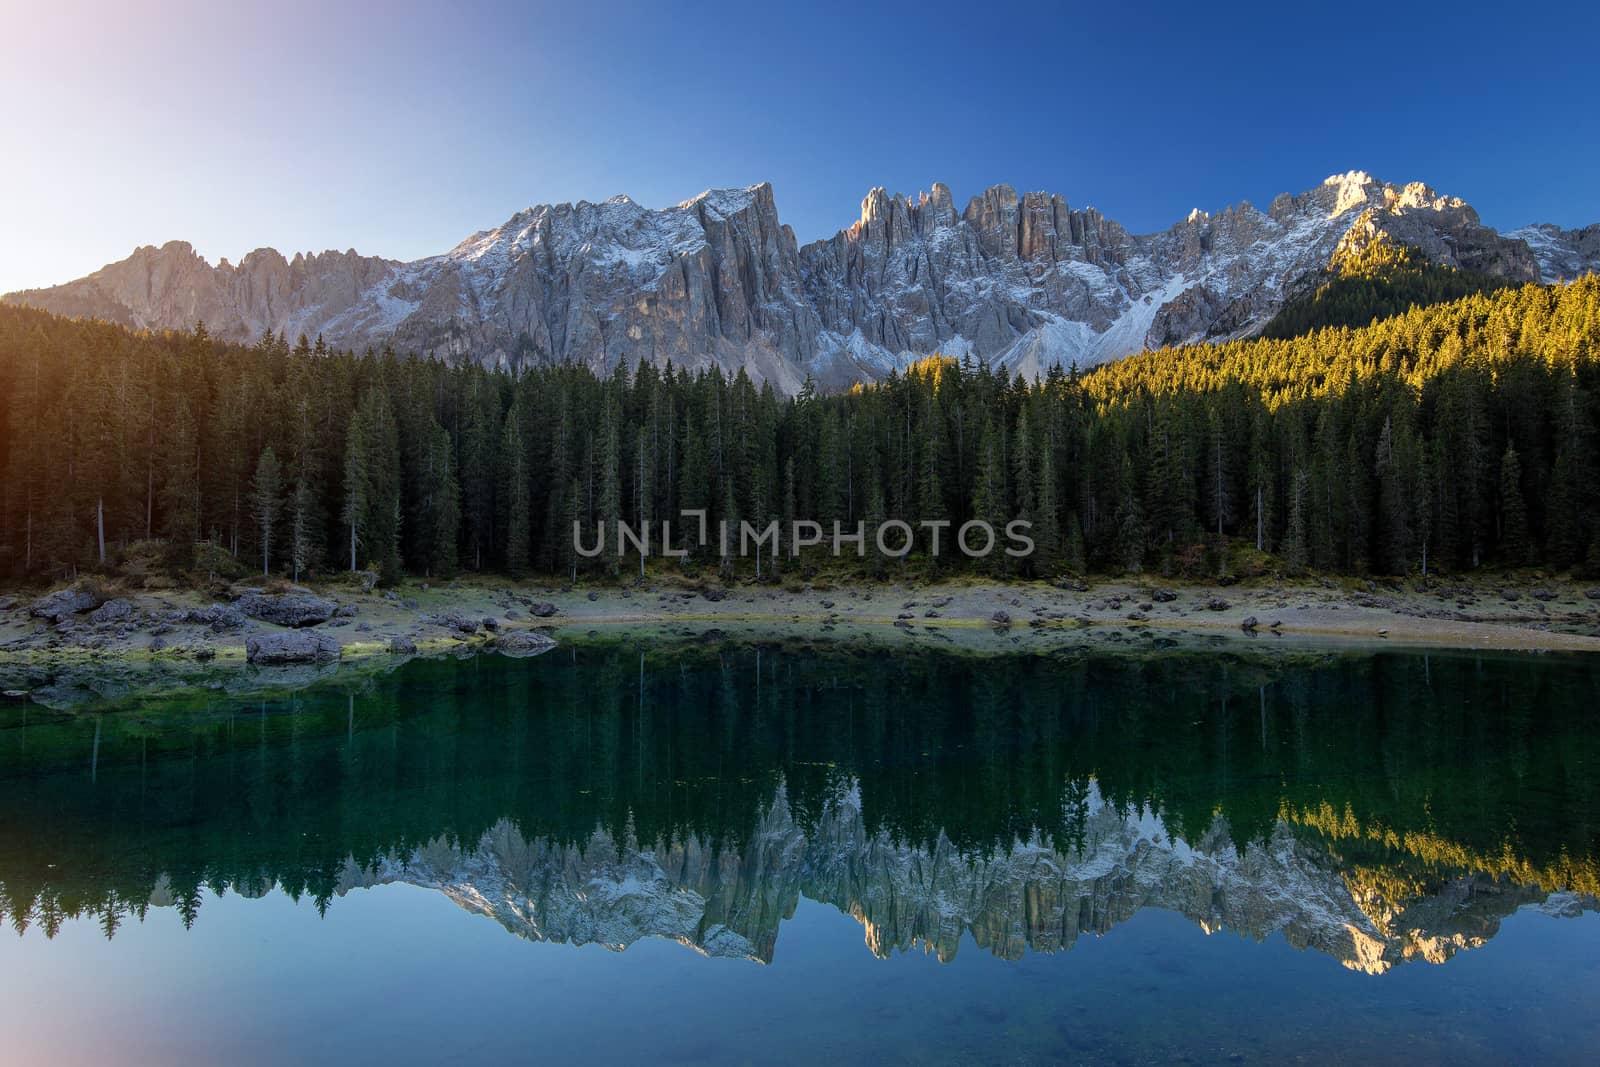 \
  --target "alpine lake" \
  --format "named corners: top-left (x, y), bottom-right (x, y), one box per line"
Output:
top-left (2, 630), bottom-right (1598, 1065)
